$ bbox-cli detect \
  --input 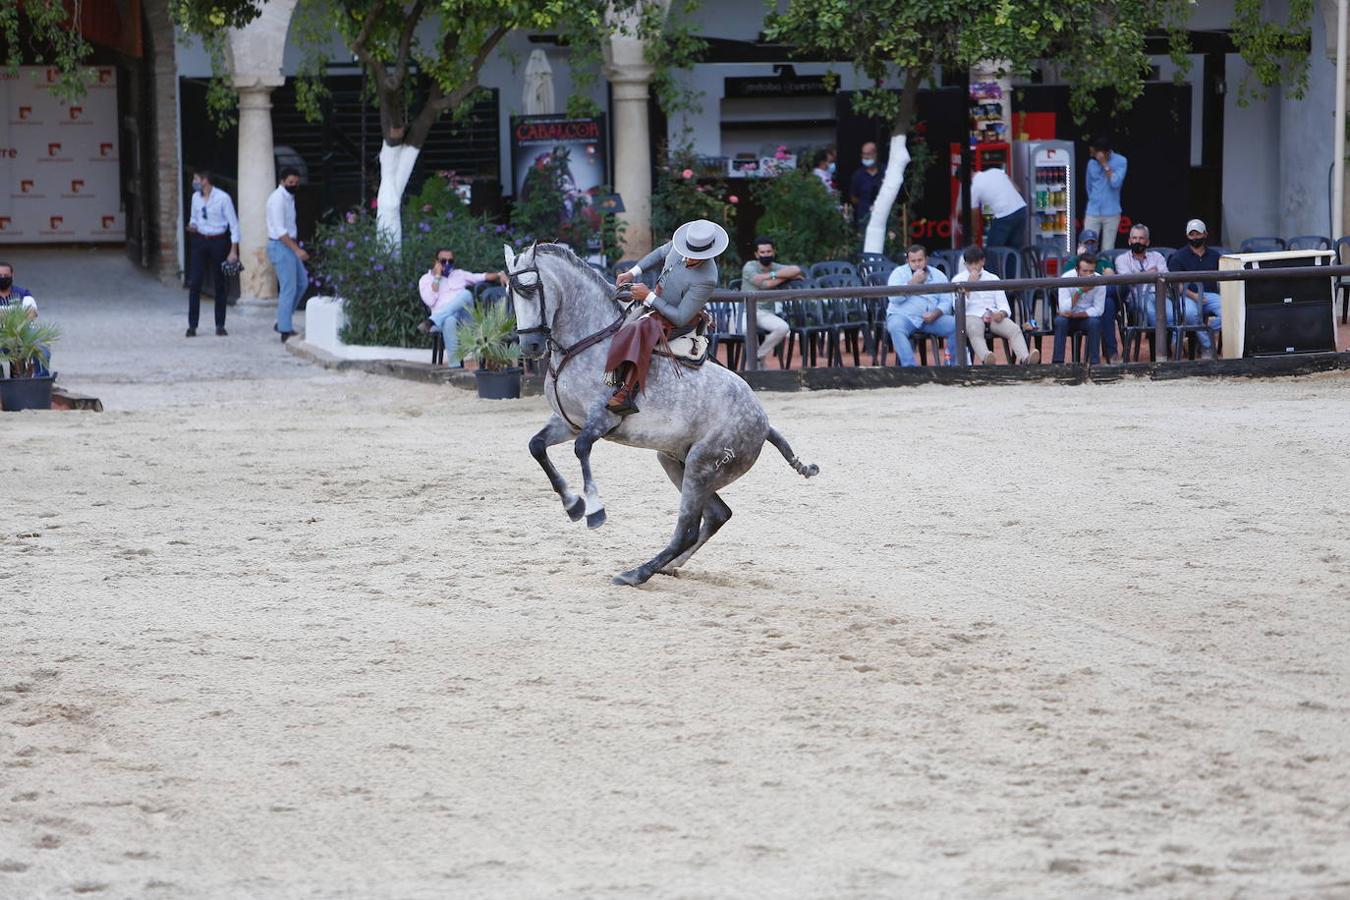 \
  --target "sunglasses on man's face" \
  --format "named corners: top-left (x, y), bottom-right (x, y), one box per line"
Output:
top-left (437, 258), bottom-right (455, 264)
